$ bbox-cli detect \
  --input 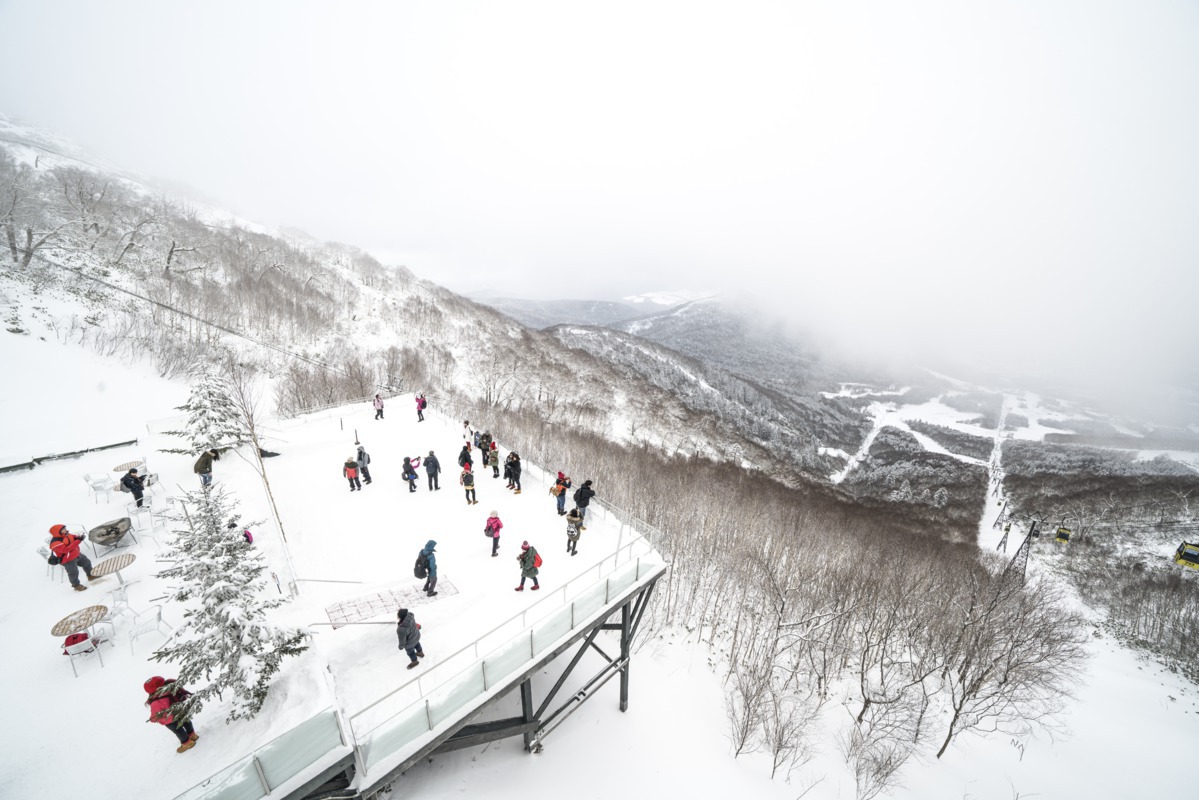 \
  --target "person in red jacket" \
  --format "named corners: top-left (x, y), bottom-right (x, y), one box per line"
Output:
top-left (145, 676), bottom-right (198, 753)
top-left (48, 524), bottom-right (99, 592)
